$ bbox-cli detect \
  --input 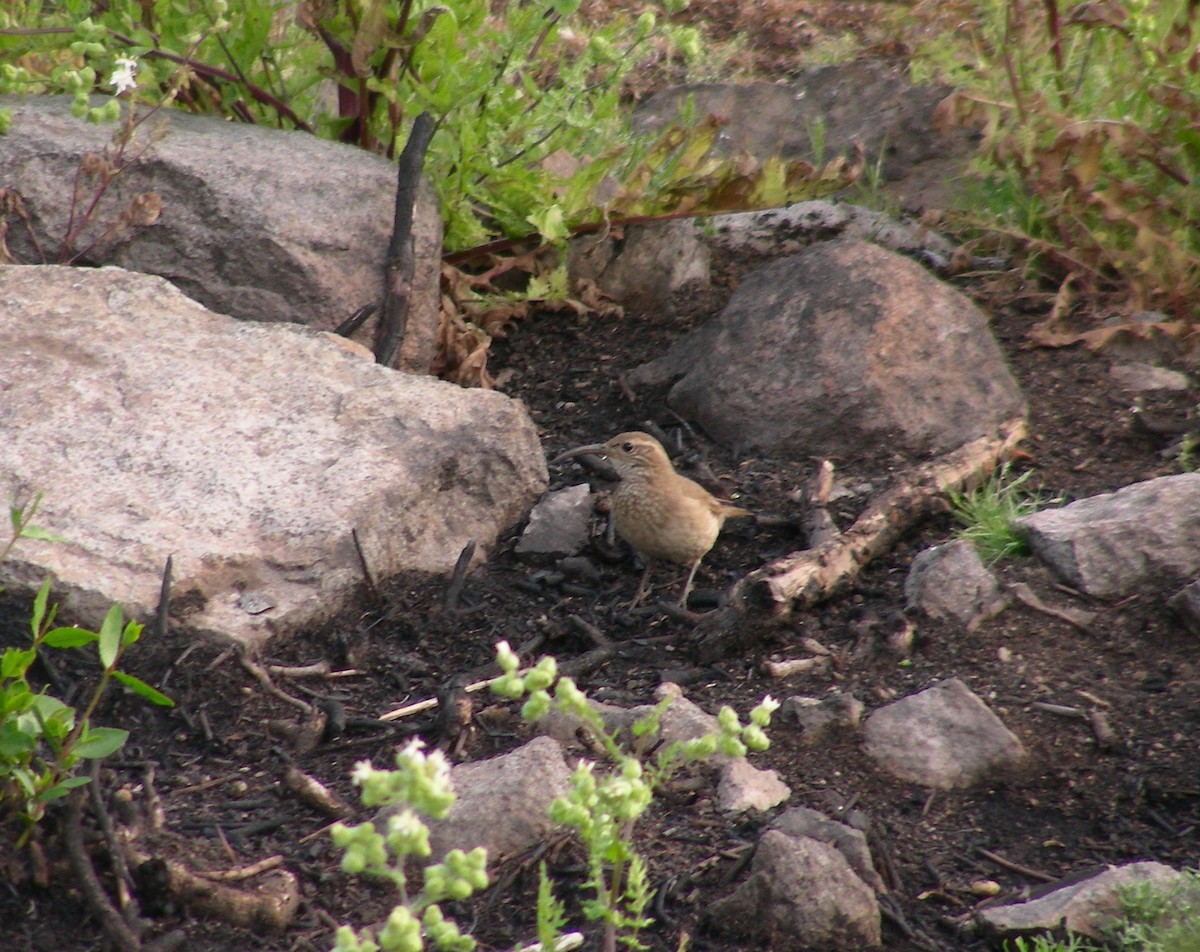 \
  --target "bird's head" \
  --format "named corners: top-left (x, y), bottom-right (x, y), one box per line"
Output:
top-left (553, 431), bottom-right (674, 481)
